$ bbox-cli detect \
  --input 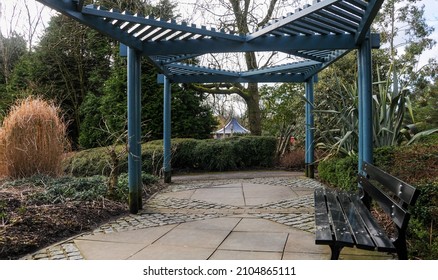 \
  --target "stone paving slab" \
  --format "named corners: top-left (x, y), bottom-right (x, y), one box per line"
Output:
top-left (74, 239), bottom-right (145, 260)
top-left (176, 217), bottom-right (241, 231)
top-left (127, 244), bottom-right (214, 260)
top-left (77, 224), bottom-right (177, 243)
top-left (209, 250), bottom-right (283, 260)
top-left (153, 227), bottom-right (231, 249)
top-left (218, 231), bottom-right (289, 252)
